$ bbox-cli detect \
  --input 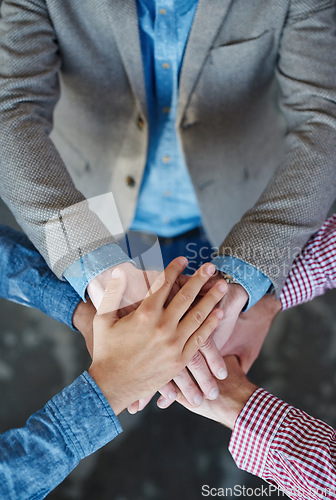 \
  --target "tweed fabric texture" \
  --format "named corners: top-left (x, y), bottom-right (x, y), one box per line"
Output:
top-left (0, 0), bottom-right (335, 292)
